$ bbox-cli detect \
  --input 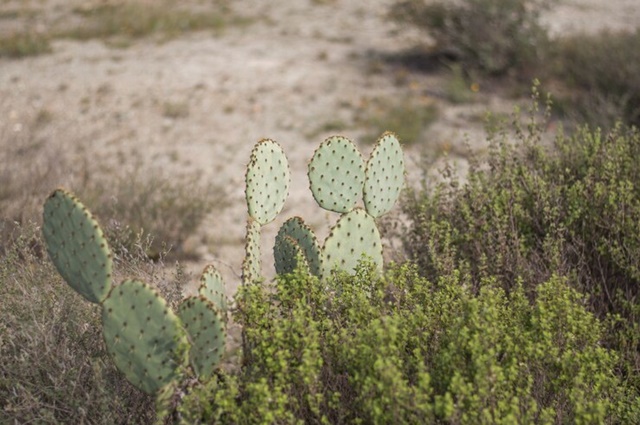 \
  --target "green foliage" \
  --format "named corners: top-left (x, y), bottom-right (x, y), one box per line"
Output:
top-left (390, 0), bottom-right (552, 76)
top-left (181, 262), bottom-right (636, 423)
